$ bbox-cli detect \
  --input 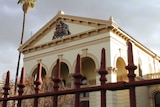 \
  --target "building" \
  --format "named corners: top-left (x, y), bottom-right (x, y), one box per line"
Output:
top-left (19, 10), bottom-right (160, 107)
